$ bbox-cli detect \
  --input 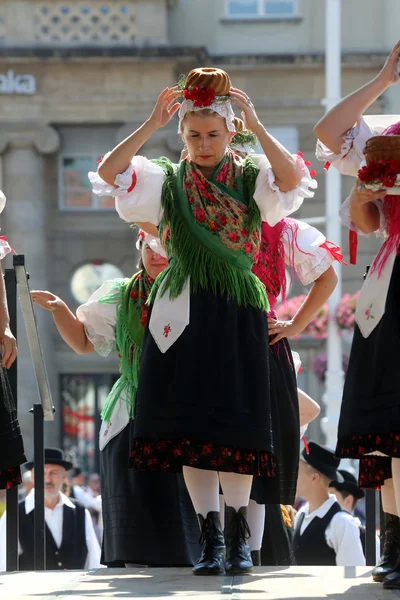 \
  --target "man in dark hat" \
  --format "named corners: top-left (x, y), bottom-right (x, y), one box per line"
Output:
top-left (329, 469), bottom-right (365, 515)
top-left (293, 441), bottom-right (365, 566)
top-left (0, 448), bottom-right (101, 571)
top-left (330, 469), bottom-right (380, 562)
